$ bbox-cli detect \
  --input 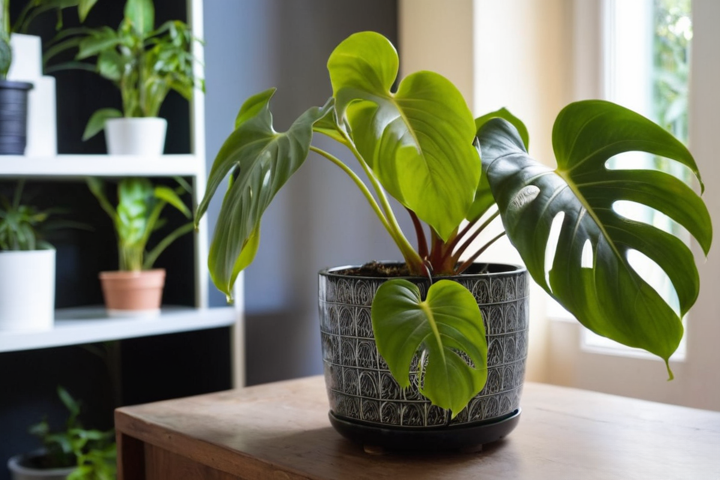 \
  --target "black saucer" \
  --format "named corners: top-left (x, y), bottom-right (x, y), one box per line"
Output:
top-left (329, 408), bottom-right (521, 453)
